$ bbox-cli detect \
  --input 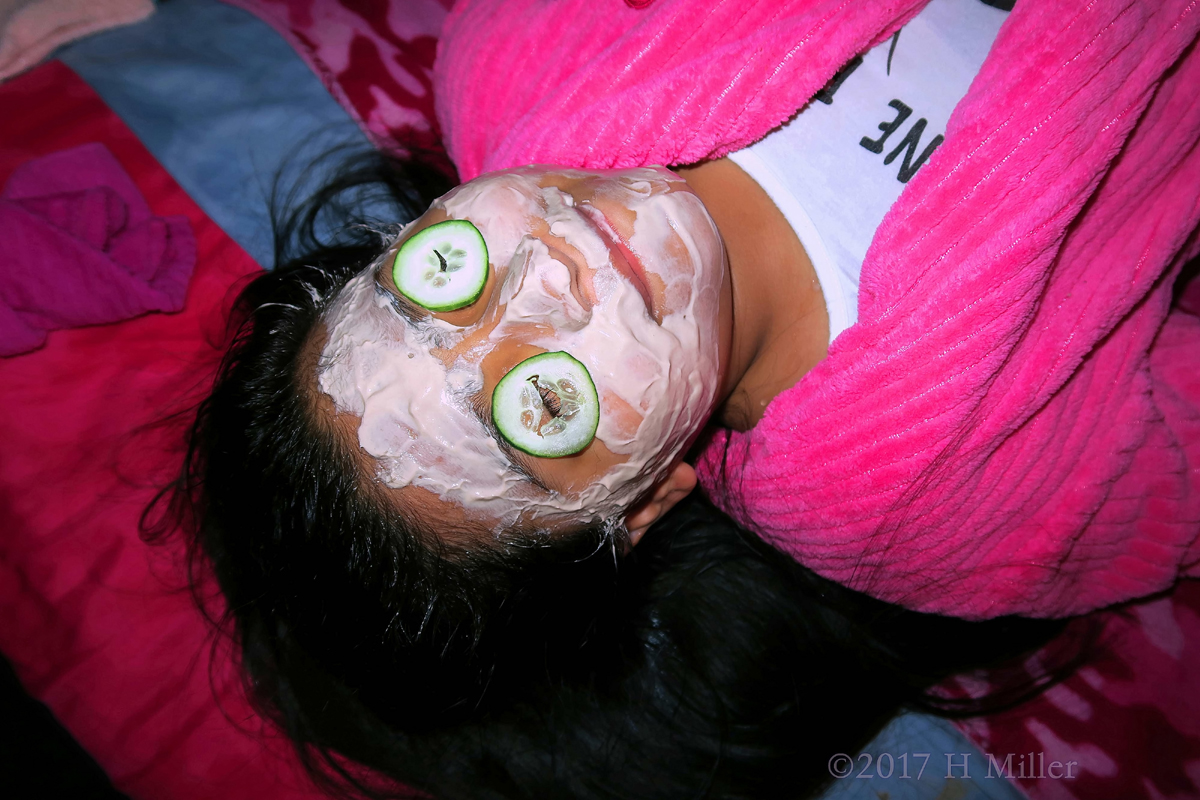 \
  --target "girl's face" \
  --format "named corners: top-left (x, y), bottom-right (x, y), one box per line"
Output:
top-left (318, 166), bottom-right (728, 530)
